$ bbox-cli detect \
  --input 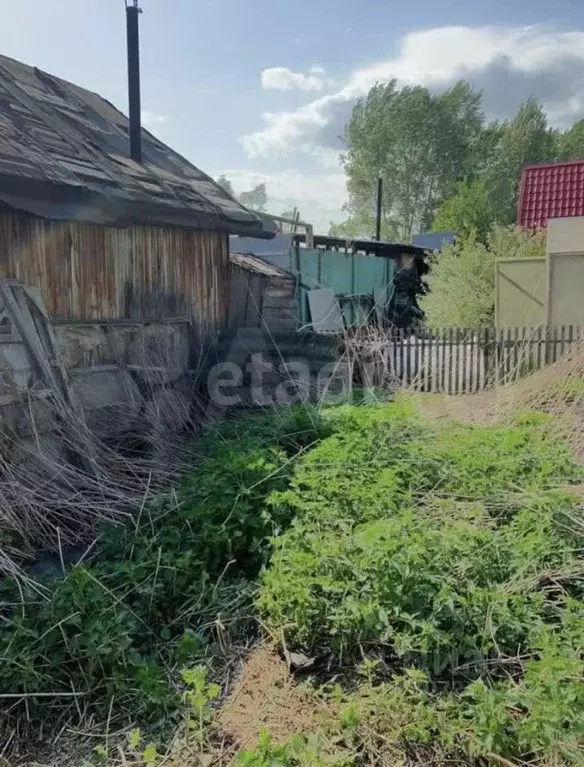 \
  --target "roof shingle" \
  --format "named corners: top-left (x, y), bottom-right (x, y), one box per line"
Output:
top-left (518, 161), bottom-right (584, 229)
top-left (0, 54), bottom-right (275, 238)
